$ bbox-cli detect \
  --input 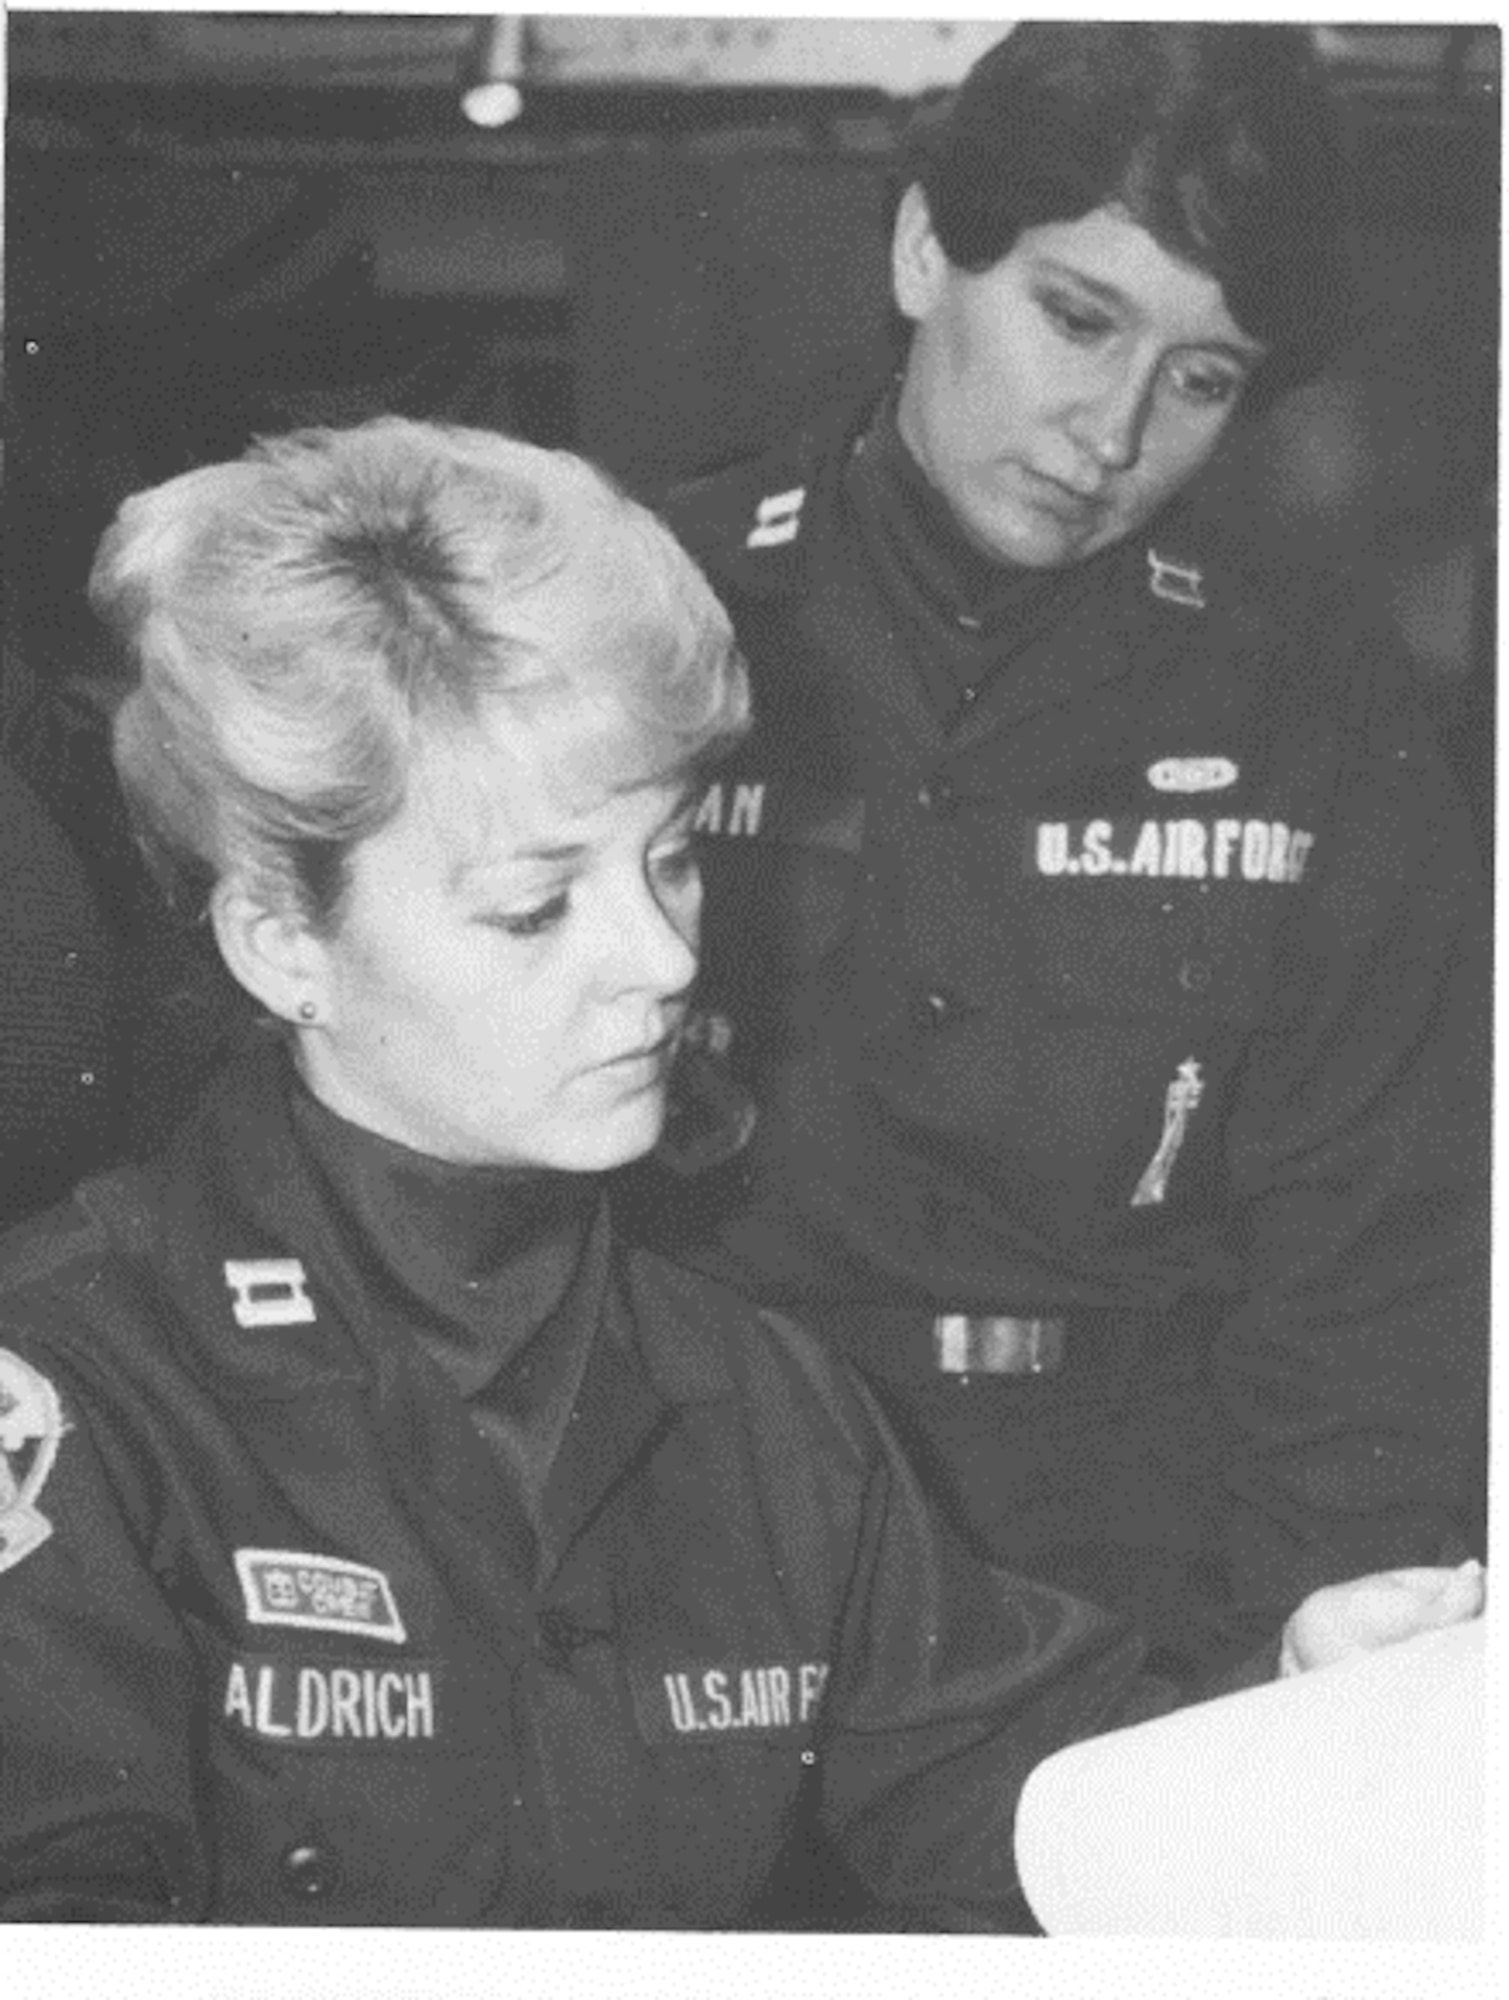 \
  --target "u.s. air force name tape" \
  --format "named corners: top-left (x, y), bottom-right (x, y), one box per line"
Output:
top-left (1029, 817), bottom-right (1315, 883)
top-left (630, 1656), bottom-right (831, 1745)
top-left (0, 1348), bottom-right (65, 1575)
